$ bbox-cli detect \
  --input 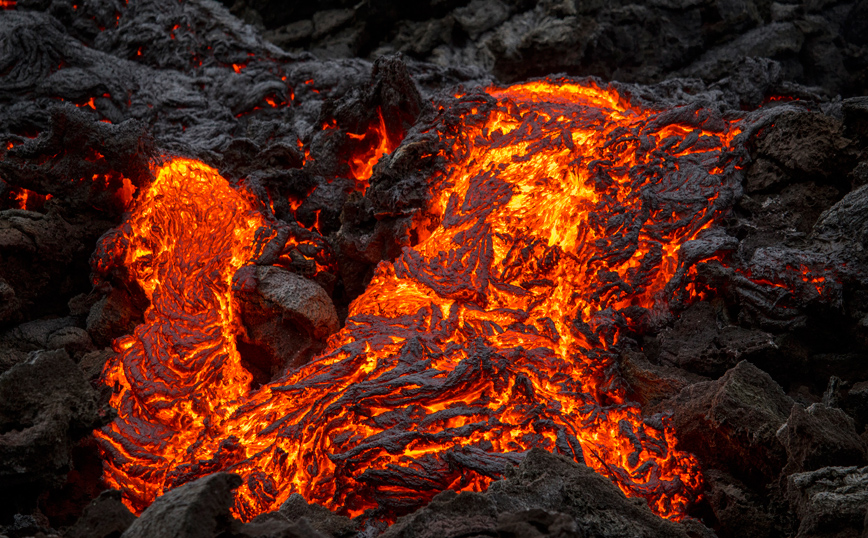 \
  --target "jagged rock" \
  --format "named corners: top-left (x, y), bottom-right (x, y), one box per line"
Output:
top-left (382, 449), bottom-right (693, 538)
top-left (648, 301), bottom-right (776, 378)
top-left (233, 512), bottom-right (328, 538)
top-left (85, 286), bottom-right (146, 348)
top-left (619, 350), bottom-right (708, 409)
top-left (665, 361), bottom-right (794, 487)
top-left (0, 349), bottom-right (99, 518)
top-left (65, 490), bottom-right (136, 538)
top-left (703, 470), bottom-right (777, 538)
top-left (232, 266), bottom-right (339, 383)
top-left (278, 494), bottom-right (358, 538)
top-left (120, 473), bottom-right (241, 538)
top-left (777, 403), bottom-right (868, 475)
top-left (787, 466), bottom-right (868, 538)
